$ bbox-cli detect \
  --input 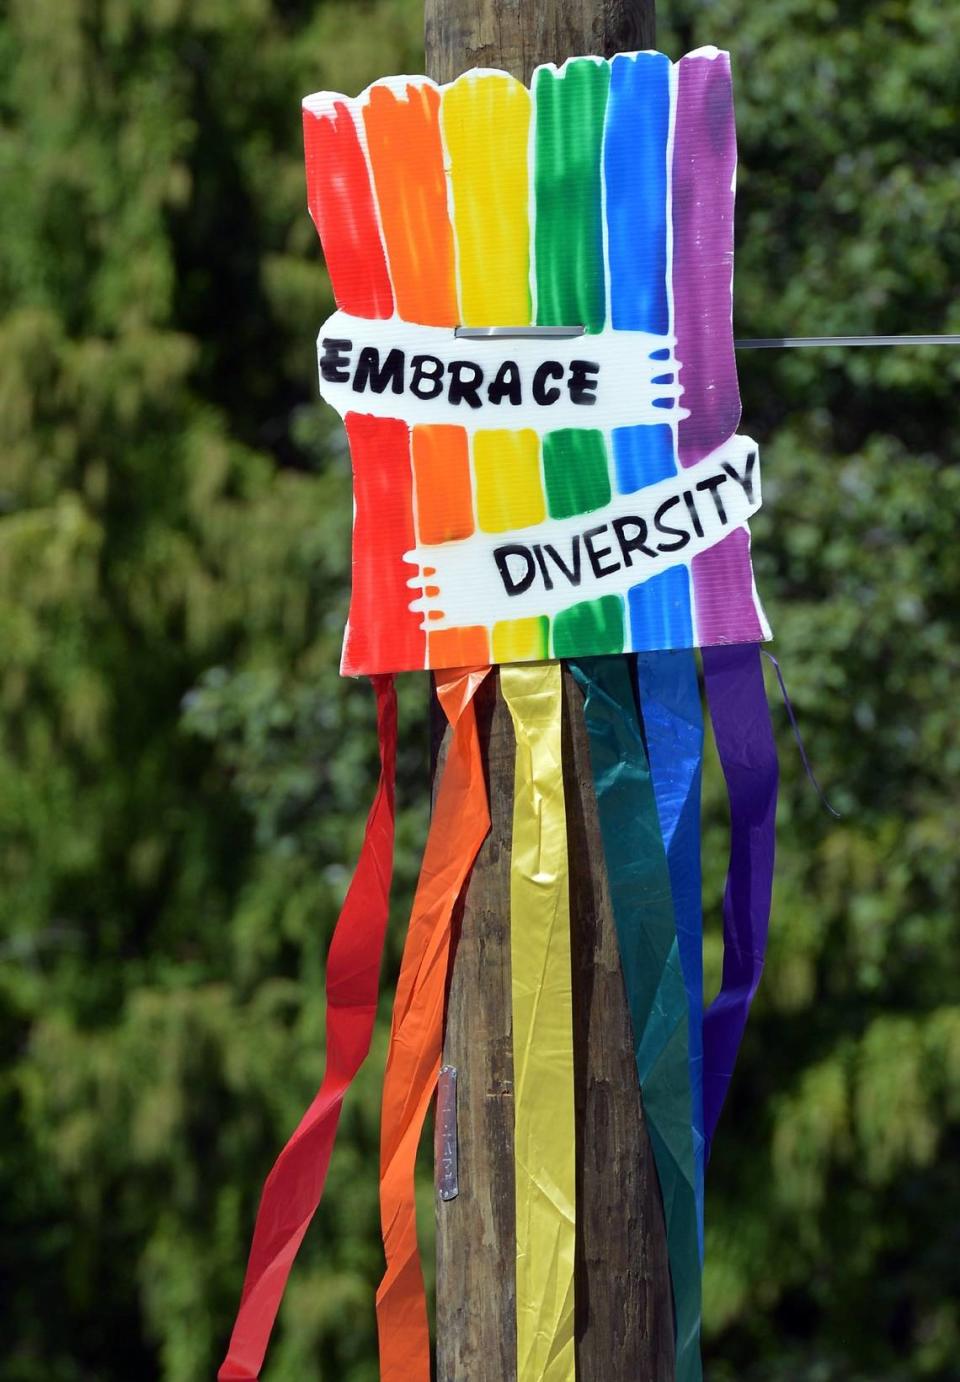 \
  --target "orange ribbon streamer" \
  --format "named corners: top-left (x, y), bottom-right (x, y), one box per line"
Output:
top-left (375, 666), bottom-right (492, 1382)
